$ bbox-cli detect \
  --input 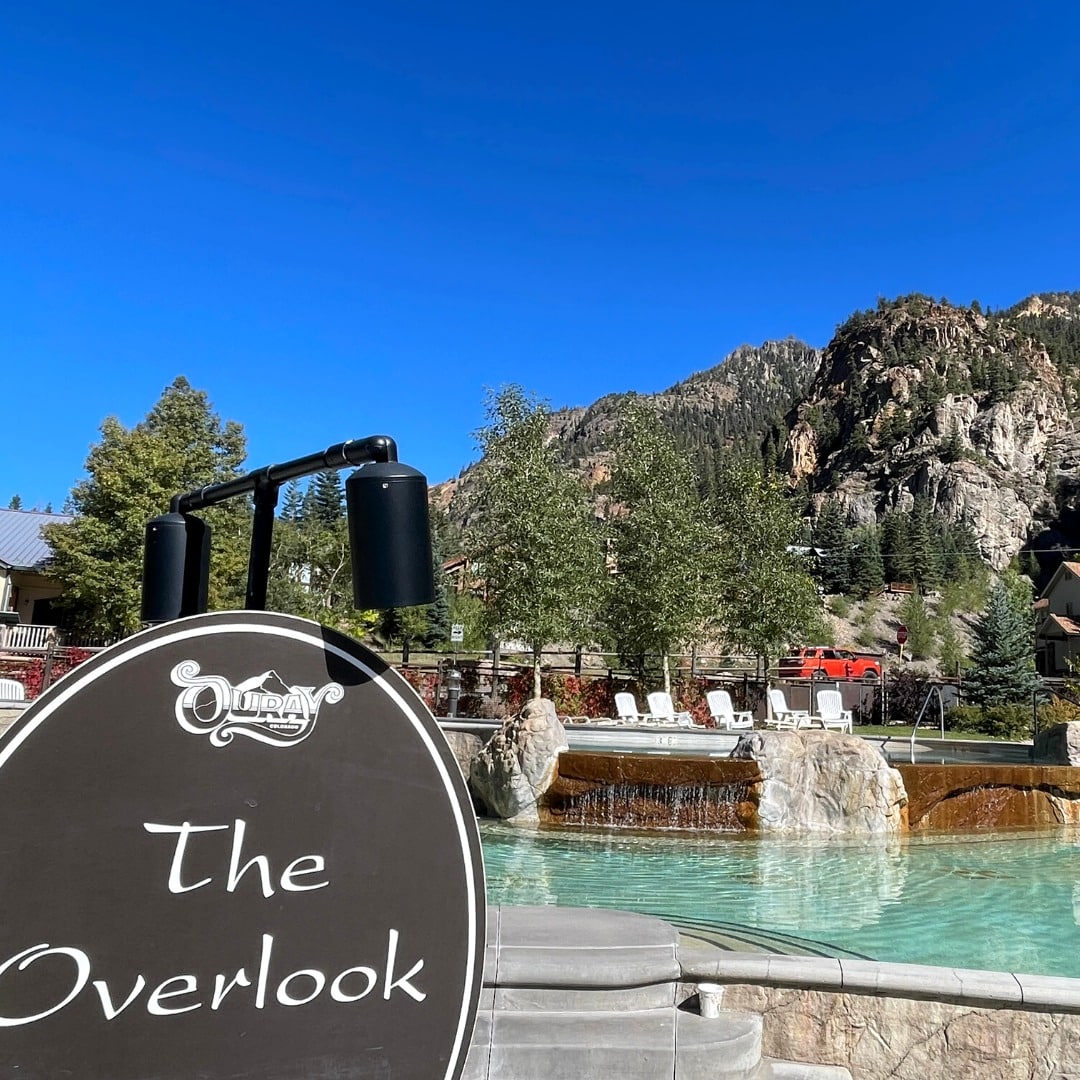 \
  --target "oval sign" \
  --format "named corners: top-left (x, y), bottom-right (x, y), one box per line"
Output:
top-left (0, 611), bottom-right (485, 1079)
